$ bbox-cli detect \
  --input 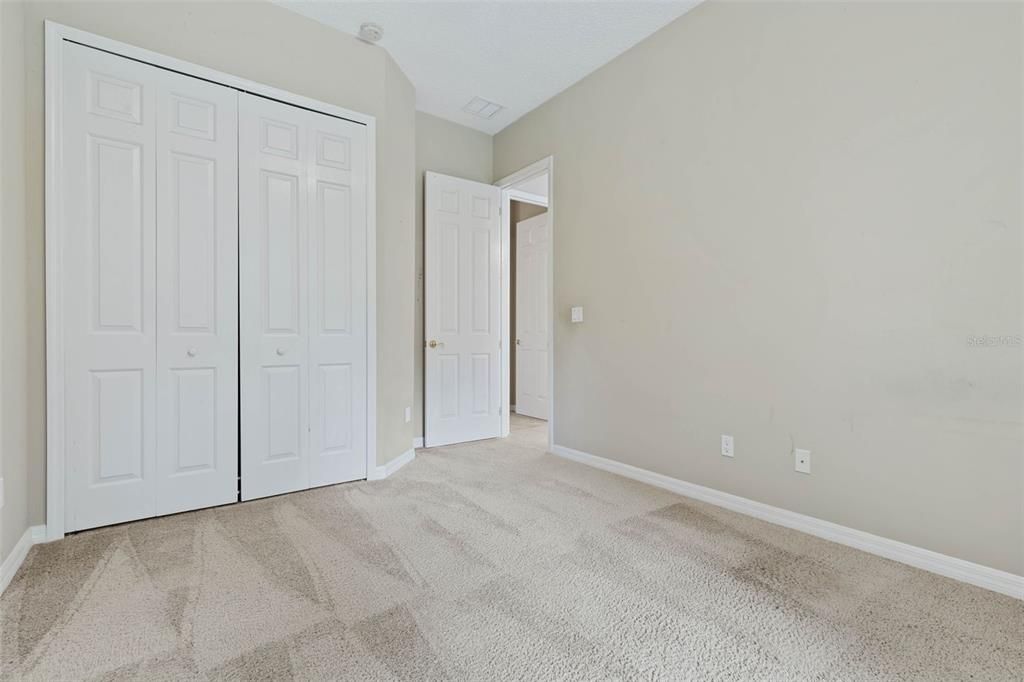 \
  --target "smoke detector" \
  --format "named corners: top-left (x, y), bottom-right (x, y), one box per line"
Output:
top-left (358, 22), bottom-right (383, 43)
